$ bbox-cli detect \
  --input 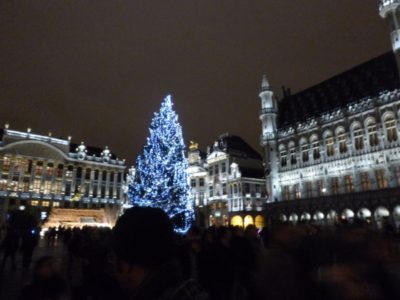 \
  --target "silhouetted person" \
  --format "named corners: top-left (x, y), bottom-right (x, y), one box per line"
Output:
top-left (19, 256), bottom-right (67, 300)
top-left (21, 227), bottom-right (40, 270)
top-left (1, 228), bottom-right (19, 271)
top-left (111, 207), bottom-right (208, 300)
